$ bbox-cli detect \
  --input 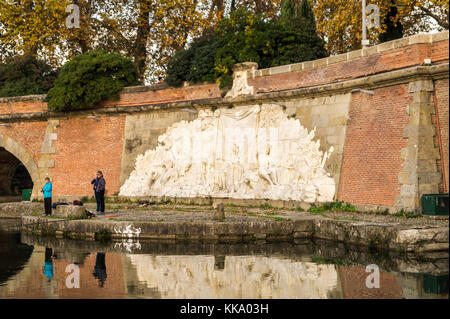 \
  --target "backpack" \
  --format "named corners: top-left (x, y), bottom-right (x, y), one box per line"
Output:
top-left (73, 200), bottom-right (84, 206)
